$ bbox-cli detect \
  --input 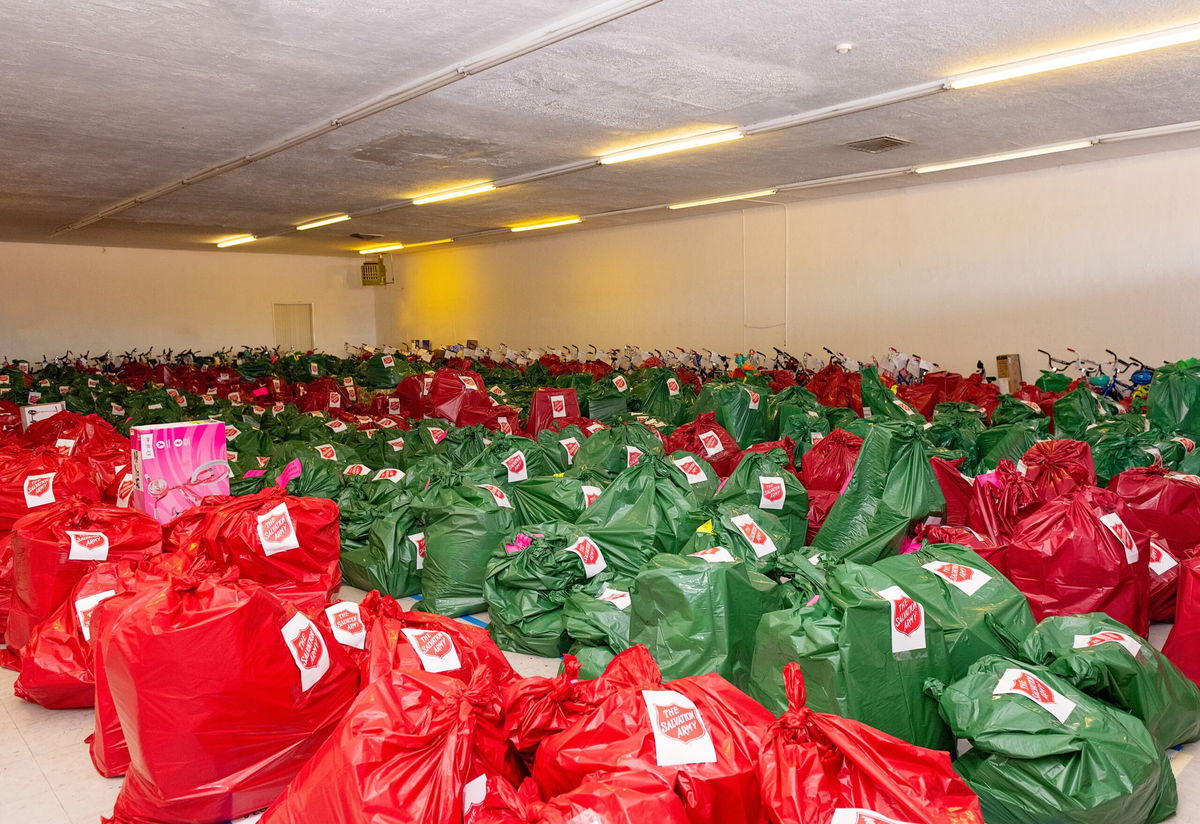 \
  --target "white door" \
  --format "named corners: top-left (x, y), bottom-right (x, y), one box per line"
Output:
top-left (273, 303), bottom-right (314, 351)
